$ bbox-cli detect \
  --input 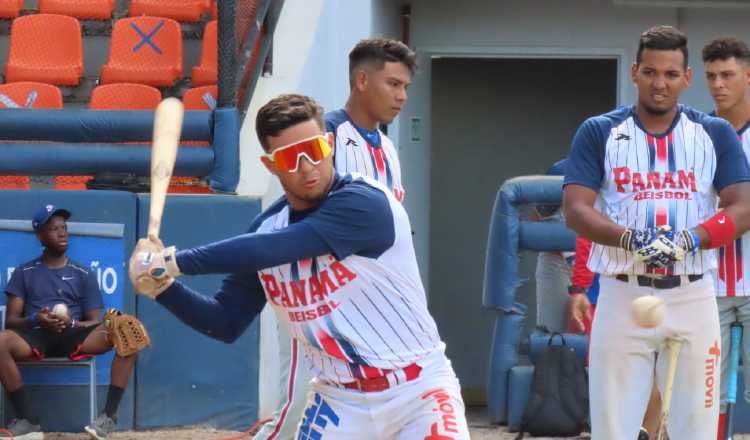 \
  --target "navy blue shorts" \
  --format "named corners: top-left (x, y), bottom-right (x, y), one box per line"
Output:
top-left (11, 325), bottom-right (98, 360)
